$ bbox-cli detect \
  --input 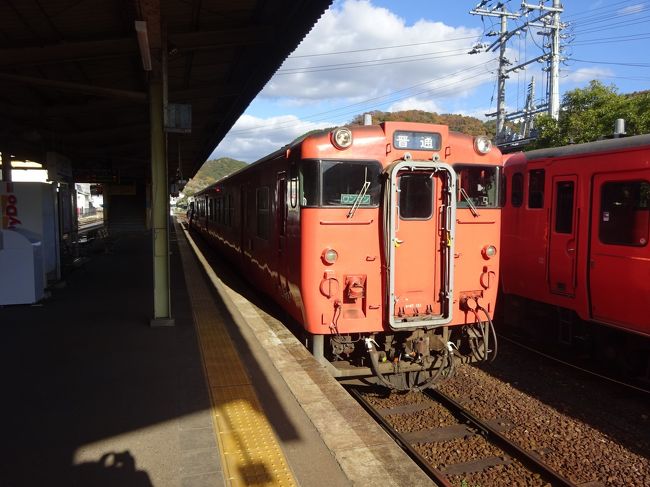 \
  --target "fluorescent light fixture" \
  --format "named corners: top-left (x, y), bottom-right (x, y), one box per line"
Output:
top-left (135, 21), bottom-right (152, 71)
